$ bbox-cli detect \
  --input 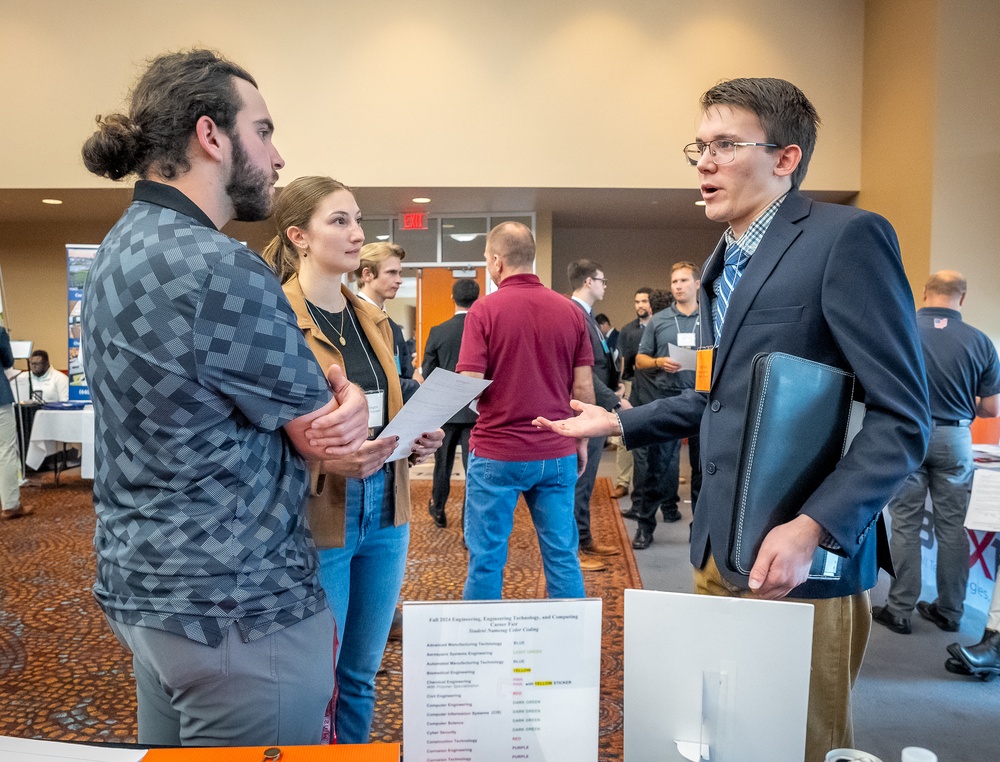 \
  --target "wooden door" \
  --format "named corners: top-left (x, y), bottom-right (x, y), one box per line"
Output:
top-left (415, 268), bottom-right (487, 372)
